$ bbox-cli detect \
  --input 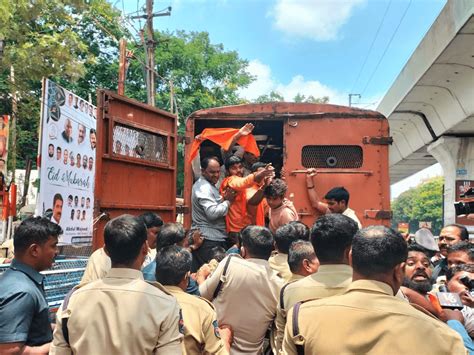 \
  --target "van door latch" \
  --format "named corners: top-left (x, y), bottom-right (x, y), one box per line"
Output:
top-left (362, 136), bottom-right (393, 145)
